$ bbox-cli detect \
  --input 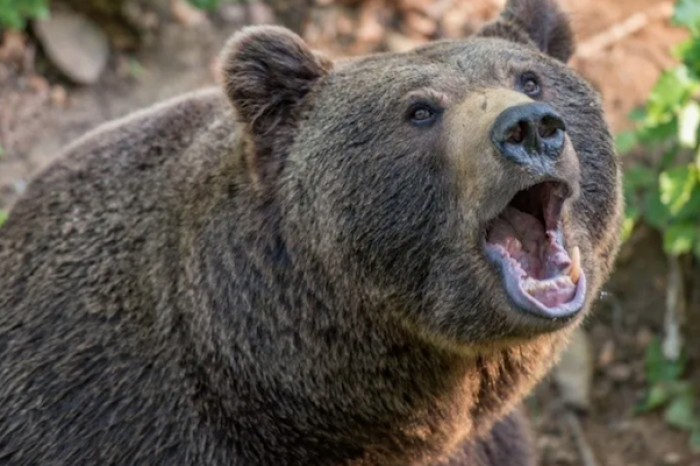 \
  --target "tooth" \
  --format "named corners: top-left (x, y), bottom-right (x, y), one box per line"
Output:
top-left (569, 246), bottom-right (581, 284)
top-left (506, 237), bottom-right (522, 253)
